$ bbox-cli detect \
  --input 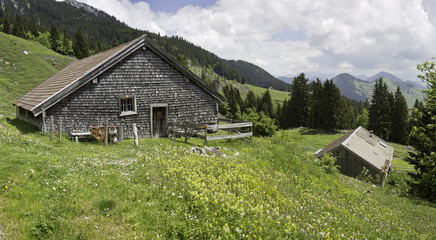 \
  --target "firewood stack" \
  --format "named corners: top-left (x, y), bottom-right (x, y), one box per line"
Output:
top-left (91, 126), bottom-right (117, 142)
